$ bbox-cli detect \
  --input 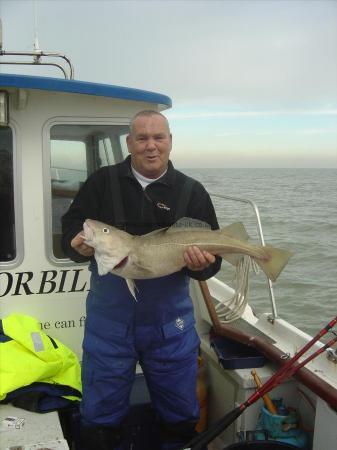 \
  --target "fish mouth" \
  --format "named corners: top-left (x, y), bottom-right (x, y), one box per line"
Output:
top-left (82, 221), bottom-right (94, 243)
top-left (113, 256), bottom-right (128, 269)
